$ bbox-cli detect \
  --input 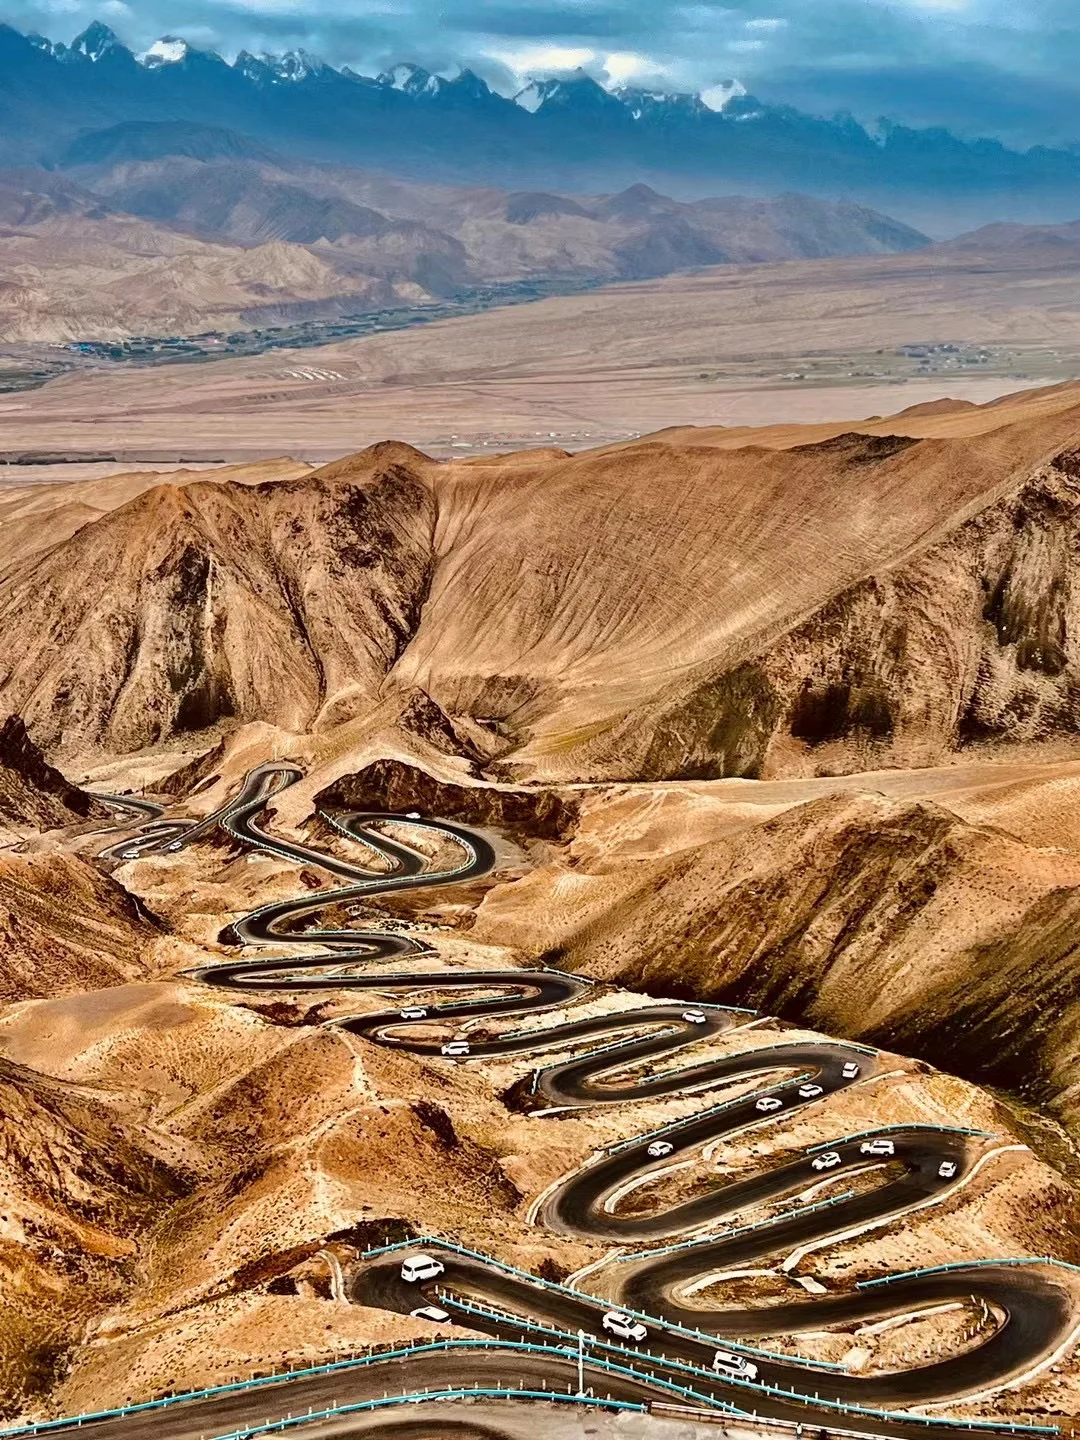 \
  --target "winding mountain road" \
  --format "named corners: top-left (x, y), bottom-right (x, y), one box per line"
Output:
top-left (88, 764), bottom-right (1079, 1439)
